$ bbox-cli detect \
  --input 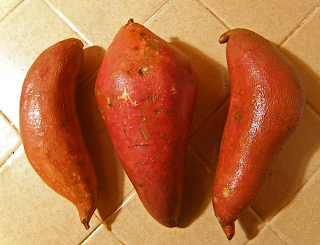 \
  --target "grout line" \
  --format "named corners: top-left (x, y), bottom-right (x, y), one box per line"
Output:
top-left (142, 0), bottom-right (170, 26)
top-left (266, 164), bottom-right (320, 227)
top-left (0, 0), bottom-right (25, 23)
top-left (196, 0), bottom-right (231, 30)
top-left (306, 101), bottom-right (320, 119)
top-left (42, 0), bottom-right (93, 46)
top-left (187, 144), bottom-right (214, 173)
top-left (242, 224), bottom-right (267, 245)
top-left (265, 223), bottom-right (289, 245)
top-left (189, 95), bottom-right (229, 139)
top-left (278, 3), bottom-right (320, 48)
top-left (79, 223), bottom-right (103, 245)
top-left (0, 109), bottom-right (20, 134)
top-left (0, 144), bottom-right (24, 172)
top-left (103, 189), bottom-right (137, 224)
